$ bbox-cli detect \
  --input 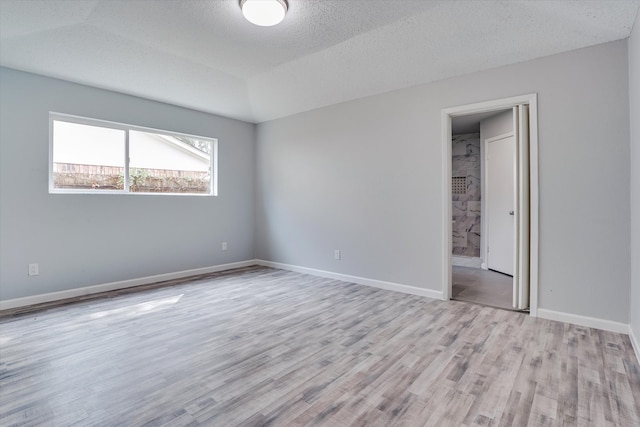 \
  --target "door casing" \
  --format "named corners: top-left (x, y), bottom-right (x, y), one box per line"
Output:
top-left (441, 94), bottom-right (539, 316)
